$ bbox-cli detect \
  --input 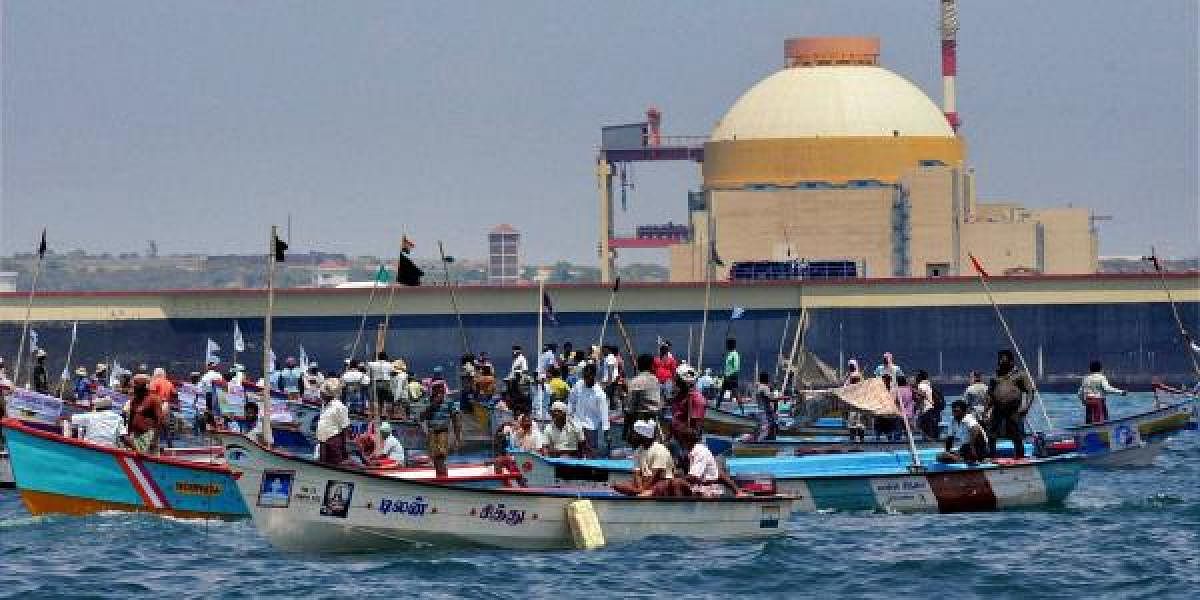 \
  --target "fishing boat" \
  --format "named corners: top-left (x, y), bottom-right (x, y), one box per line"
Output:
top-left (2, 416), bottom-right (248, 519)
top-left (512, 448), bottom-right (1083, 514)
top-left (1064, 394), bottom-right (1198, 467)
top-left (1, 416), bottom-right (523, 519)
top-left (217, 431), bottom-right (794, 552)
